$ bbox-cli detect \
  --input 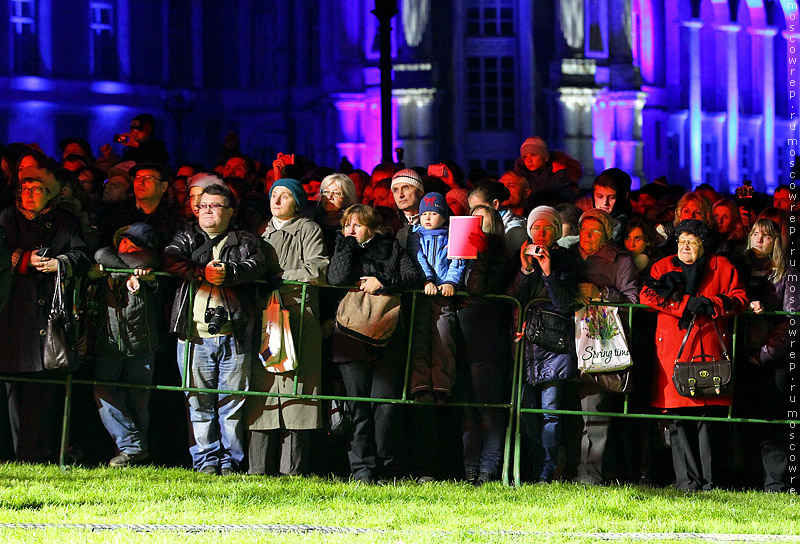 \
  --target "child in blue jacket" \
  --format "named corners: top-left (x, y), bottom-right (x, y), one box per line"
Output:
top-left (407, 192), bottom-right (466, 402)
